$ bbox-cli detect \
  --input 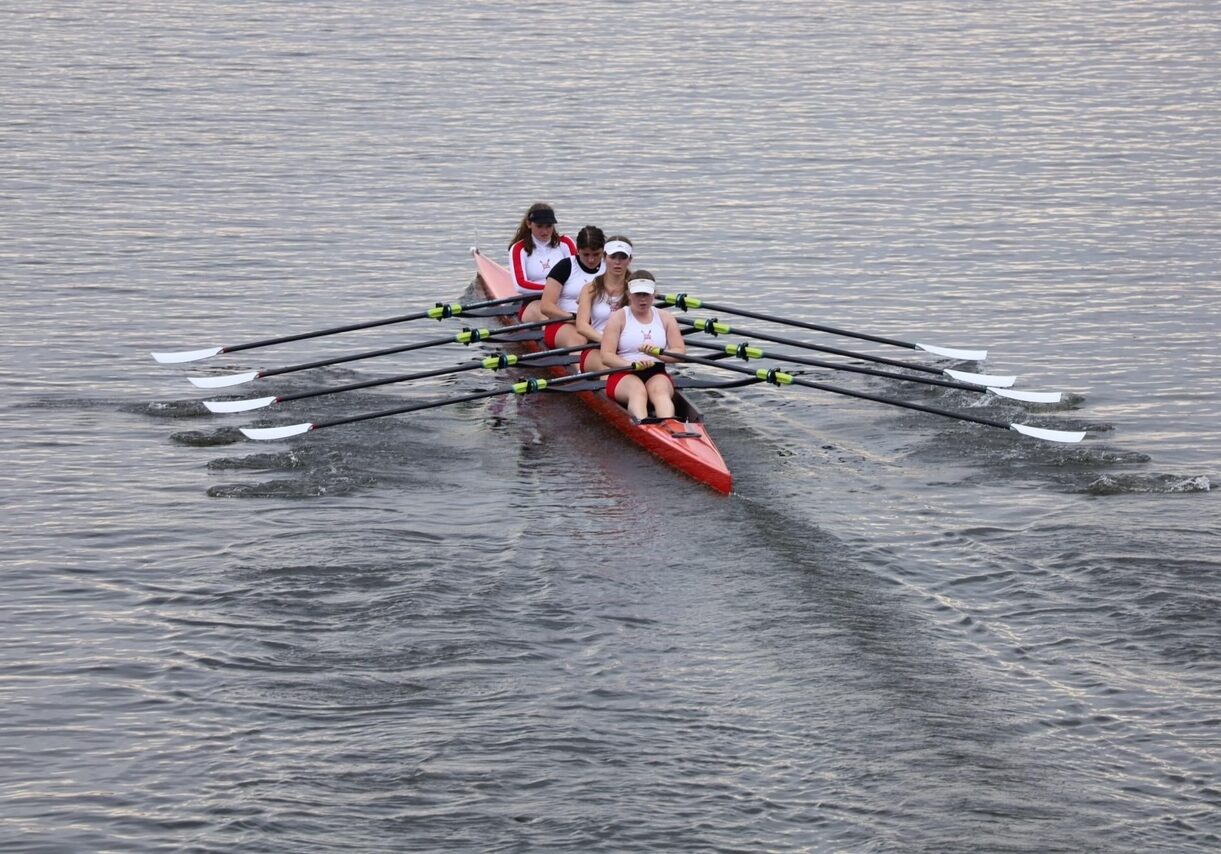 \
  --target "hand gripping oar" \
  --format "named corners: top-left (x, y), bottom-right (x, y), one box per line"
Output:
top-left (680, 317), bottom-right (1016, 388)
top-left (685, 339), bottom-right (1062, 403)
top-left (204, 343), bottom-right (593, 413)
top-left (150, 293), bottom-right (537, 364)
top-left (186, 315), bottom-right (570, 389)
top-left (652, 348), bottom-right (1085, 443)
top-left (240, 361), bottom-right (648, 441)
top-left (661, 293), bottom-right (986, 361)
